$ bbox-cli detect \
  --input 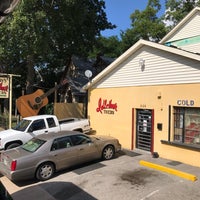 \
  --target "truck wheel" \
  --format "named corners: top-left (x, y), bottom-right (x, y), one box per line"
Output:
top-left (6, 143), bottom-right (21, 150)
top-left (36, 162), bottom-right (55, 181)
